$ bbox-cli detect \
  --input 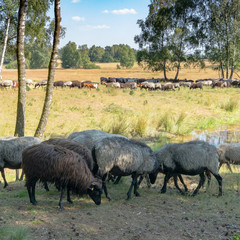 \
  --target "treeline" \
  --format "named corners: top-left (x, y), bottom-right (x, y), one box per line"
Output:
top-left (60, 42), bottom-right (136, 69)
top-left (135, 0), bottom-right (240, 80)
top-left (2, 40), bottom-right (136, 69)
